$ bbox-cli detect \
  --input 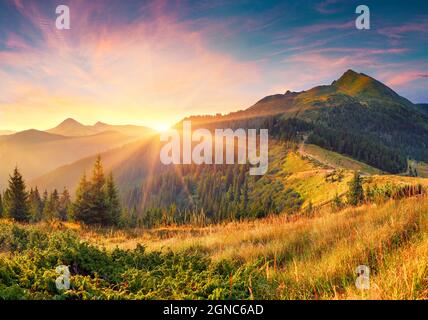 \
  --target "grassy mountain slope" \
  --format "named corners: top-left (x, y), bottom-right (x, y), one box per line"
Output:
top-left (27, 69), bottom-right (428, 219)
top-left (187, 70), bottom-right (428, 173)
top-left (300, 144), bottom-right (383, 175)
